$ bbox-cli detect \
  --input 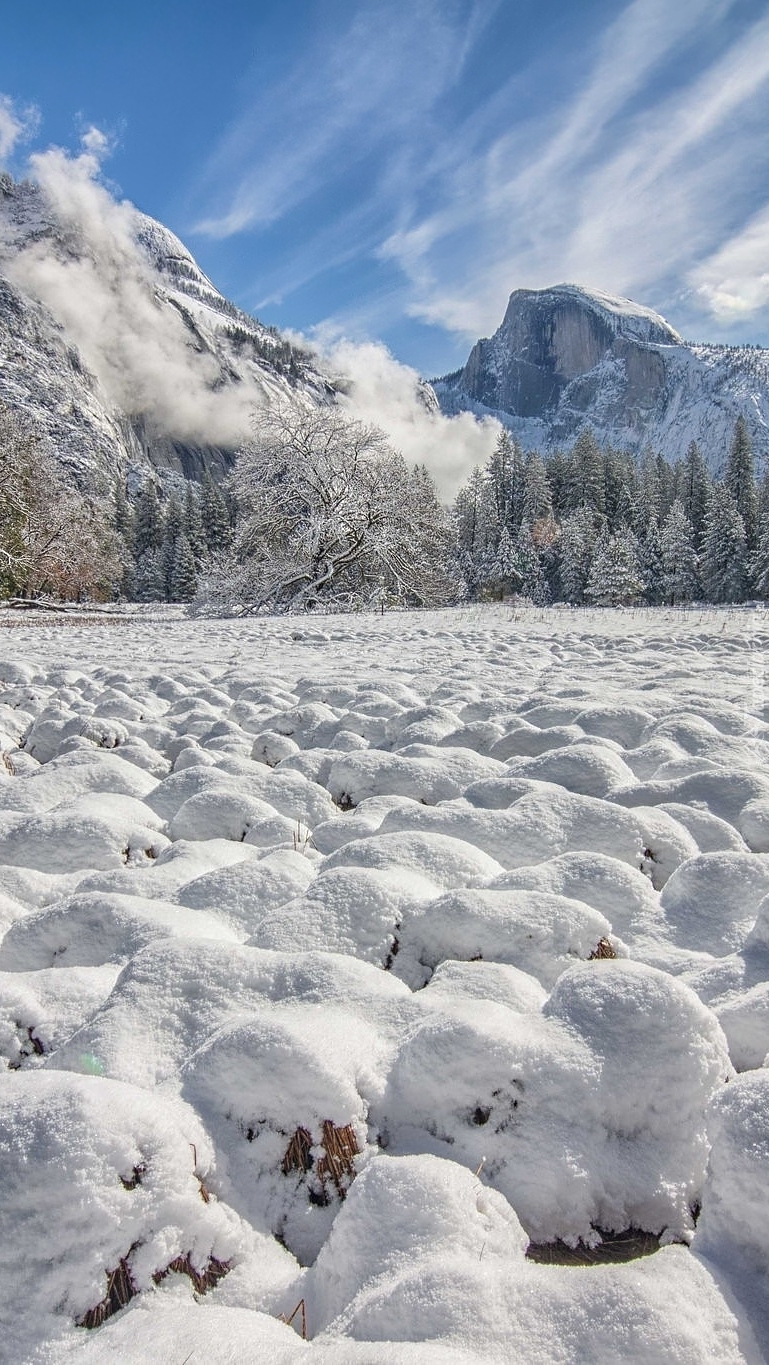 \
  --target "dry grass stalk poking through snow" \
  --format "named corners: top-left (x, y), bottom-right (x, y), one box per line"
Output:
top-left (77, 1251), bottom-right (232, 1329)
top-left (282, 1121), bottom-right (361, 1201)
